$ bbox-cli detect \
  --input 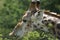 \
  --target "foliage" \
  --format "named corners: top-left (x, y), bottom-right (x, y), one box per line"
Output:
top-left (22, 30), bottom-right (58, 40)
top-left (41, 0), bottom-right (60, 13)
top-left (0, 0), bottom-right (30, 28)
